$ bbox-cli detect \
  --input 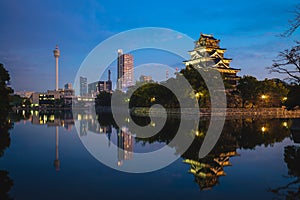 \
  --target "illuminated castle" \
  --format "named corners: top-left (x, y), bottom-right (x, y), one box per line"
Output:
top-left (184, 33), bottom-right (240, 89)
